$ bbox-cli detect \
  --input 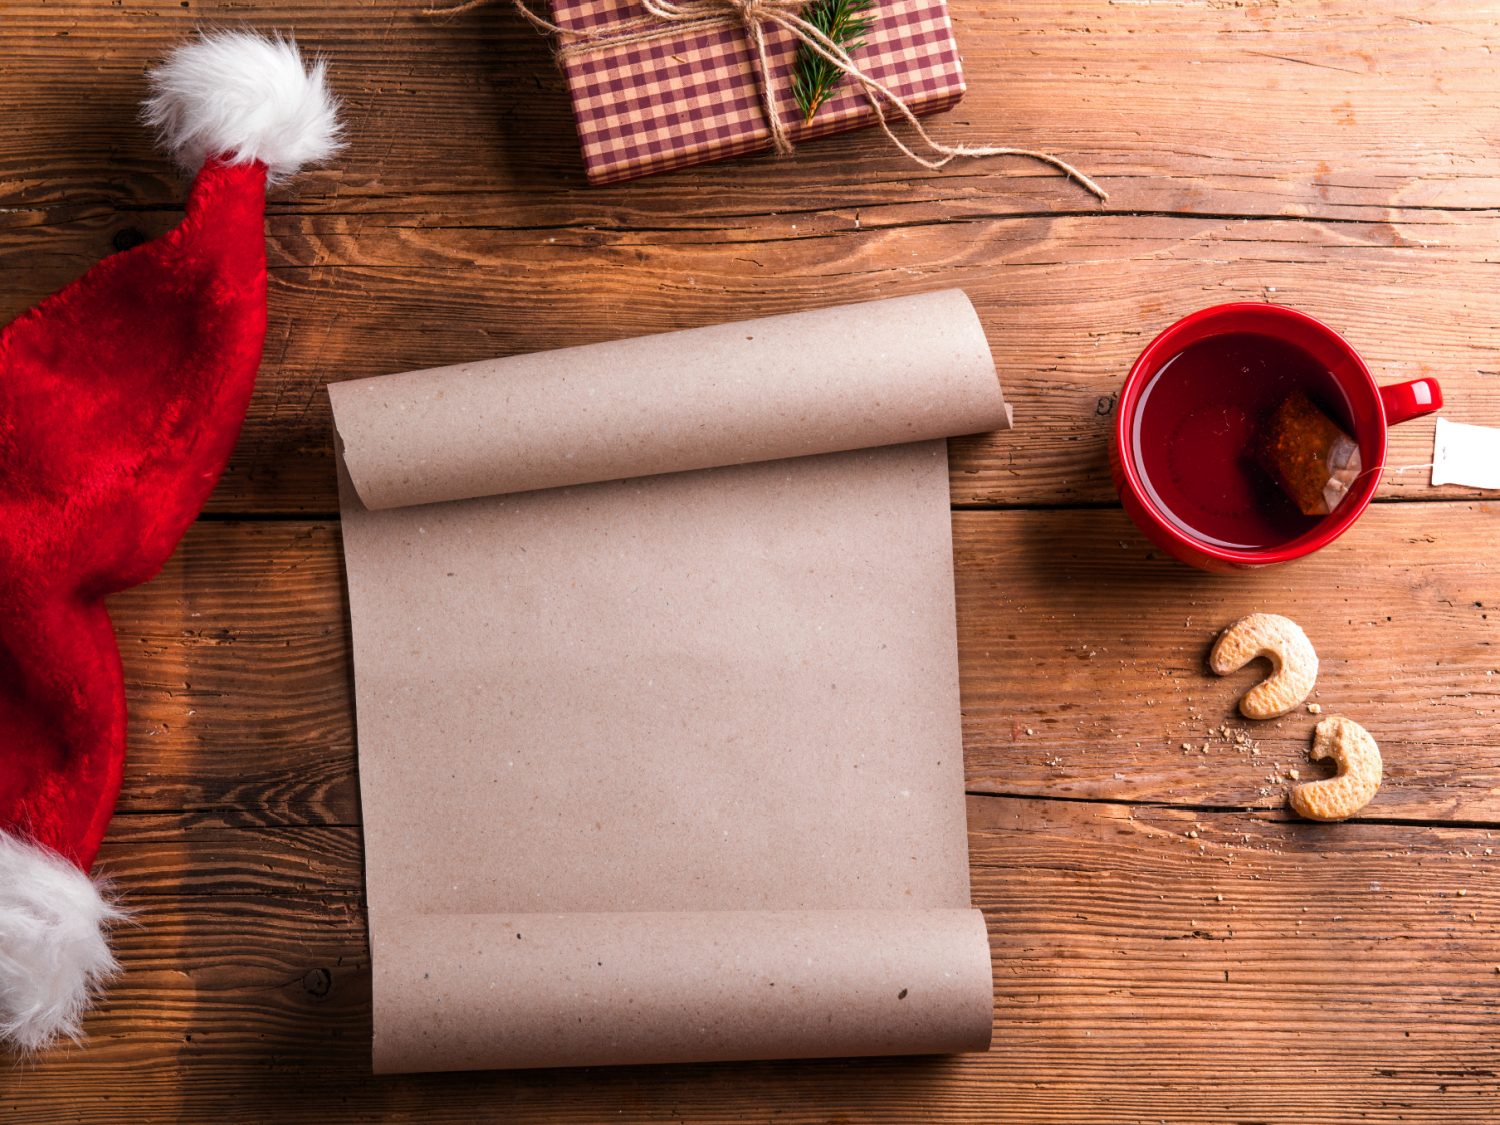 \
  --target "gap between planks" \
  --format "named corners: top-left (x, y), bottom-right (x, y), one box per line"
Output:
top-left (195, 492), bottom-right (1478, 520)
top-left (104, 789), bottom-right (1500, 835)
top-left (14, 200), bottom-right (1500, 231)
